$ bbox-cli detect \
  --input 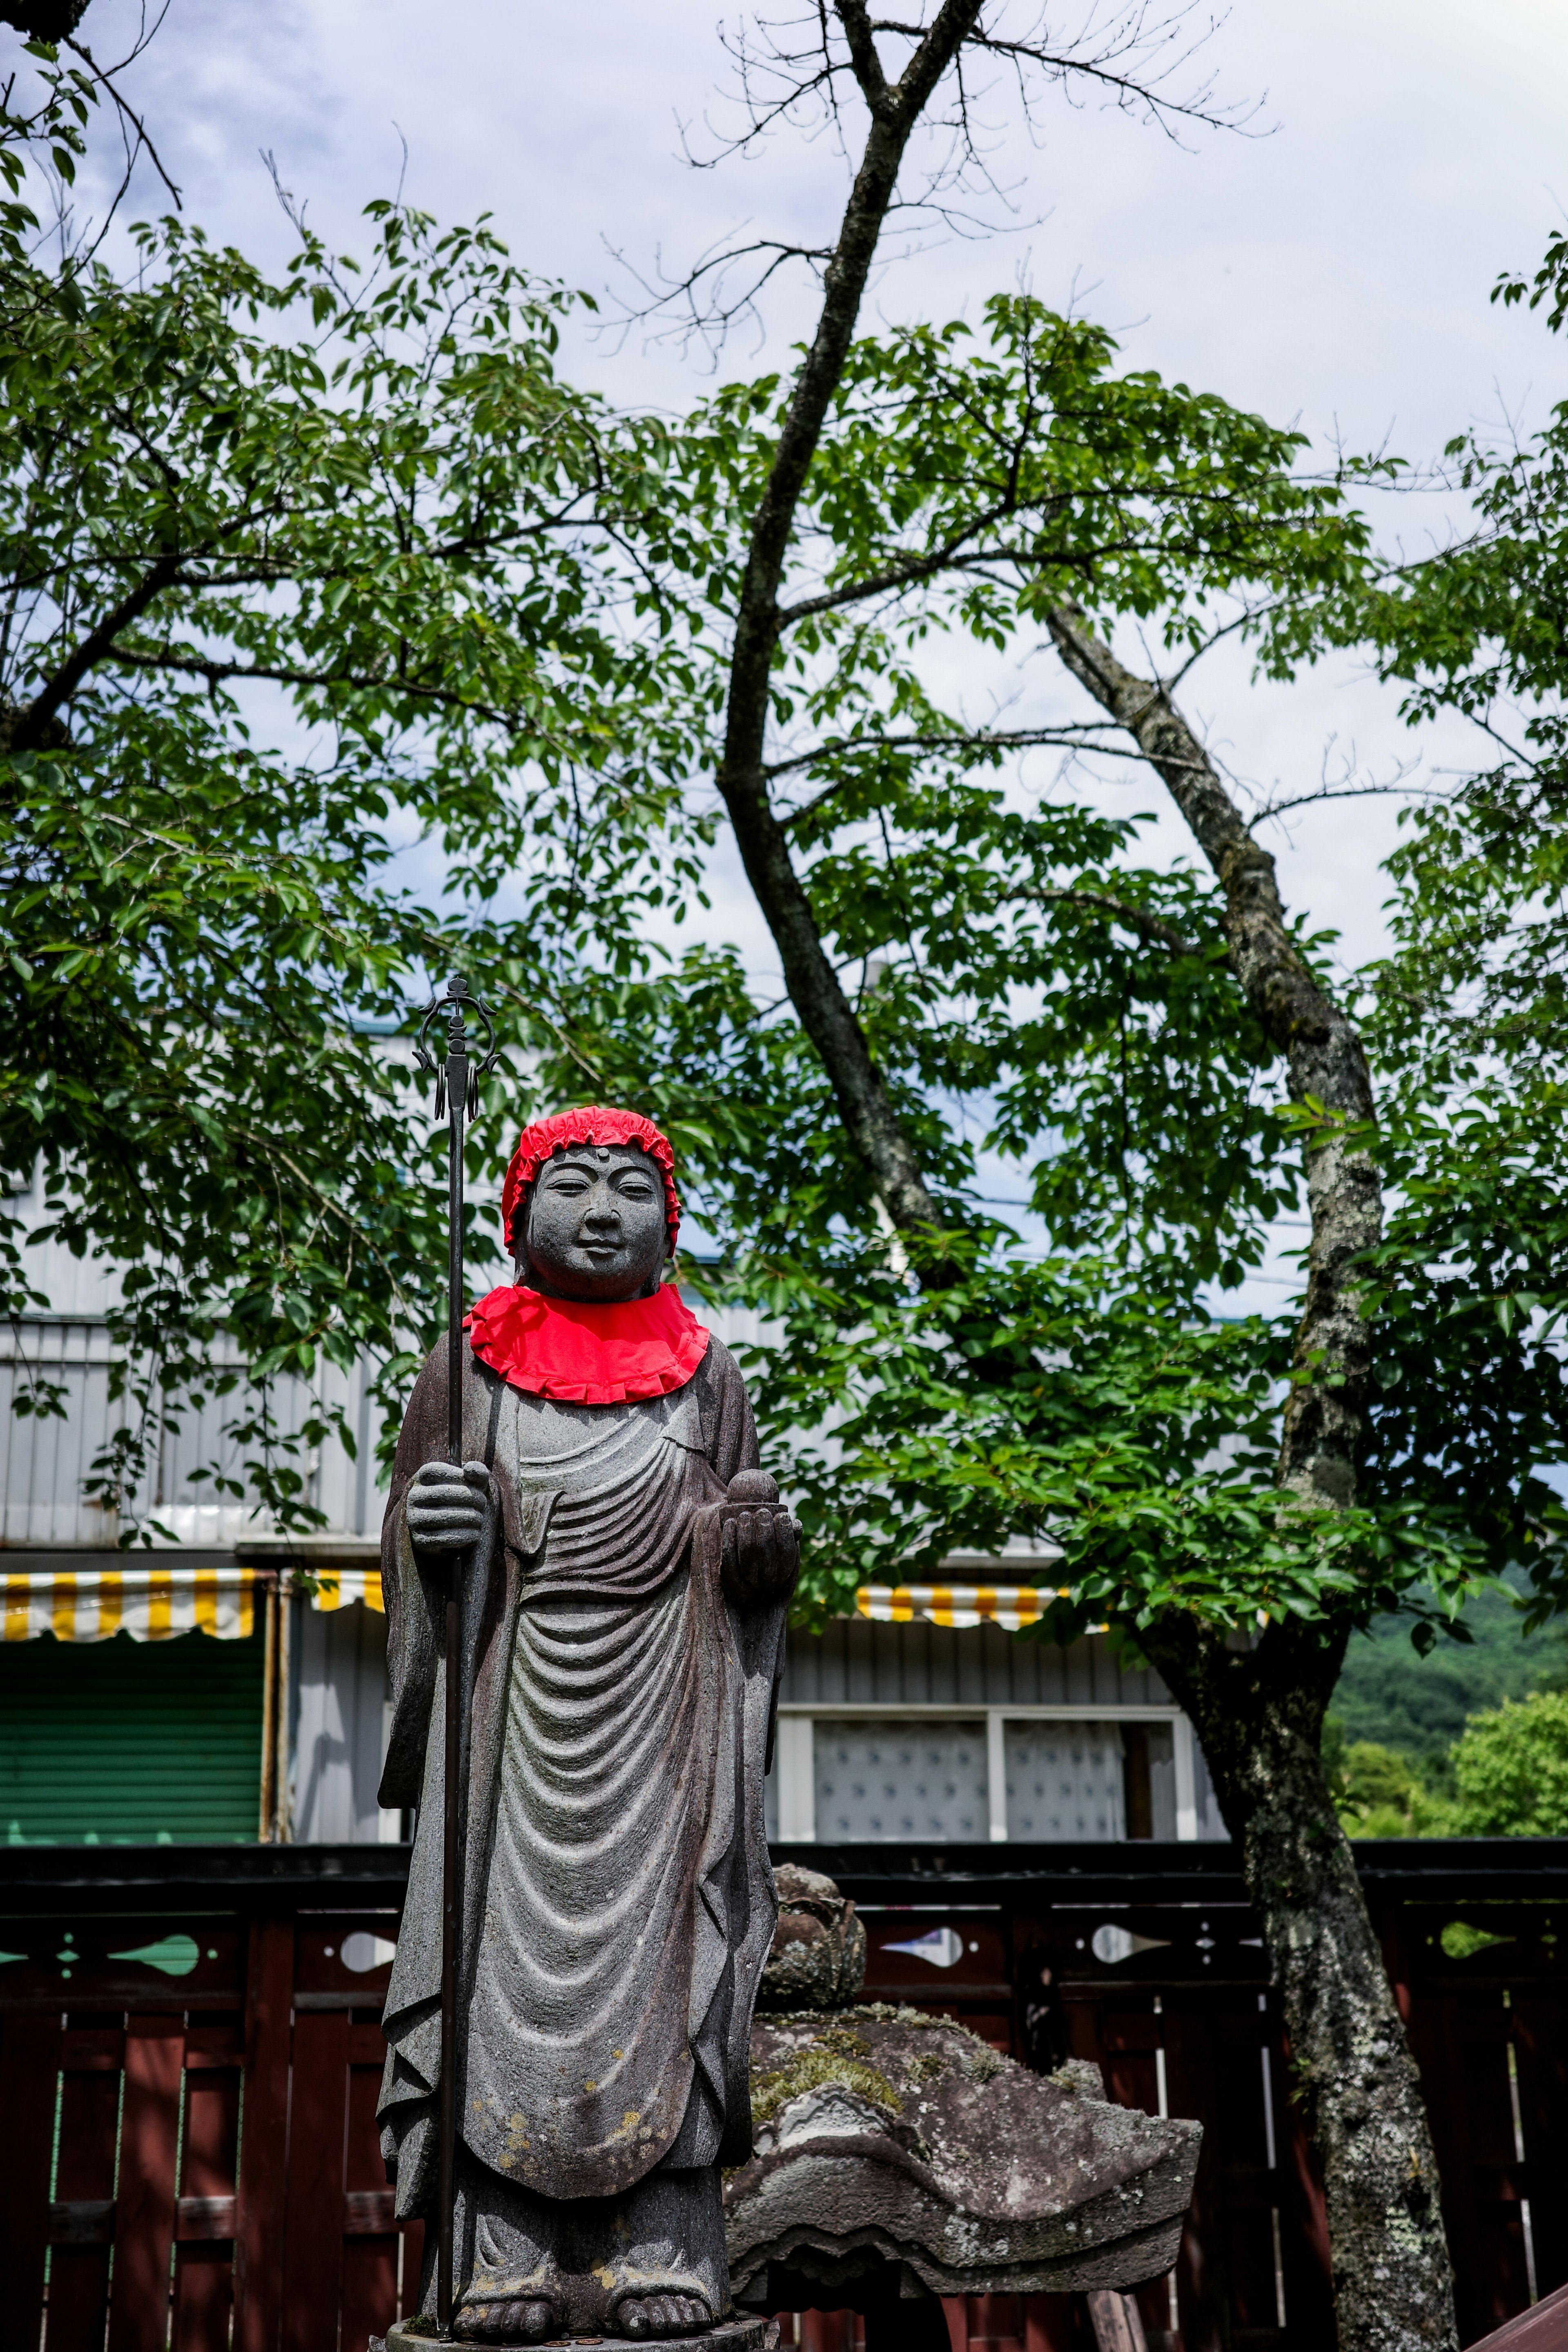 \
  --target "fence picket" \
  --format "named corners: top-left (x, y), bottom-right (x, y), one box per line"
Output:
top-left (1513, 1987), bottom-right (1568, 2302)
top-left (342, 2022), bottom-right (403, 2352)
top-left (49, 2026), bottom-right (123, 2352)
top-left (235, 1917), bottom-right (295, 2352)
top-left (174, 2023), bottom-right (244, 2352)
top-left (281, 2009), bottom-right (351, 2352)
top-left (106, 2012), bottom-right (185, 2352)
top-left (0, 2007), bottom-right (62, 2352)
